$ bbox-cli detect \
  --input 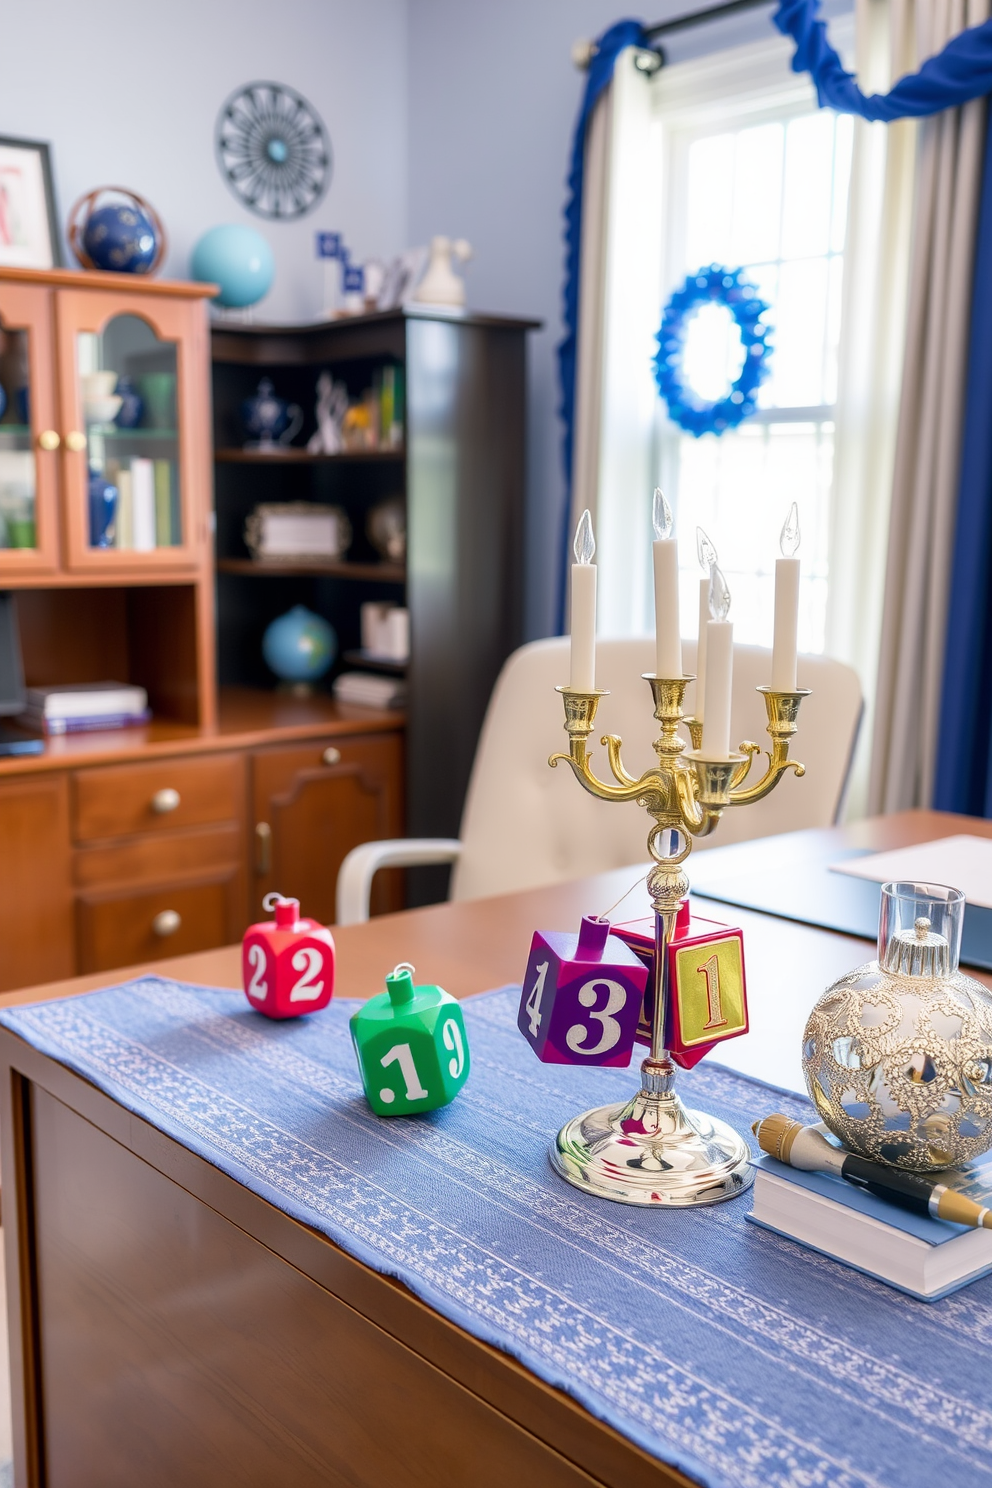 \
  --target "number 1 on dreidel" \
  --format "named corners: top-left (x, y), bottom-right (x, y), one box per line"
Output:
top-left (351, 964), bottom-right (471, 1115)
